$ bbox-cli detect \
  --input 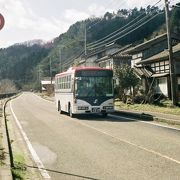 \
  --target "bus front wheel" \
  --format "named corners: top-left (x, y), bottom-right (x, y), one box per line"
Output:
top-left (69, 104), bottom-right (74, 118)
top-left (58, 101), bottom-right (62, 114)
top-left (102, 113), bottom-right (107, 117)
